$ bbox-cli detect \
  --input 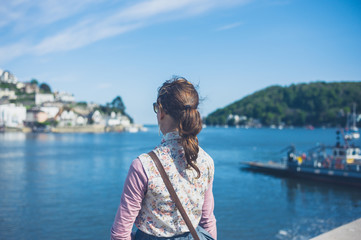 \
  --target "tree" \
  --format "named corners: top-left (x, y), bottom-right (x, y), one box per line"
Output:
top-left (30, 79), bottom-right (38, 85)
top-left (111, 96), bottom-right (125, 113)
top-left (39, 83), bottom-right (51, 93)
top-left (205, 81), bottom-right (361, 127)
